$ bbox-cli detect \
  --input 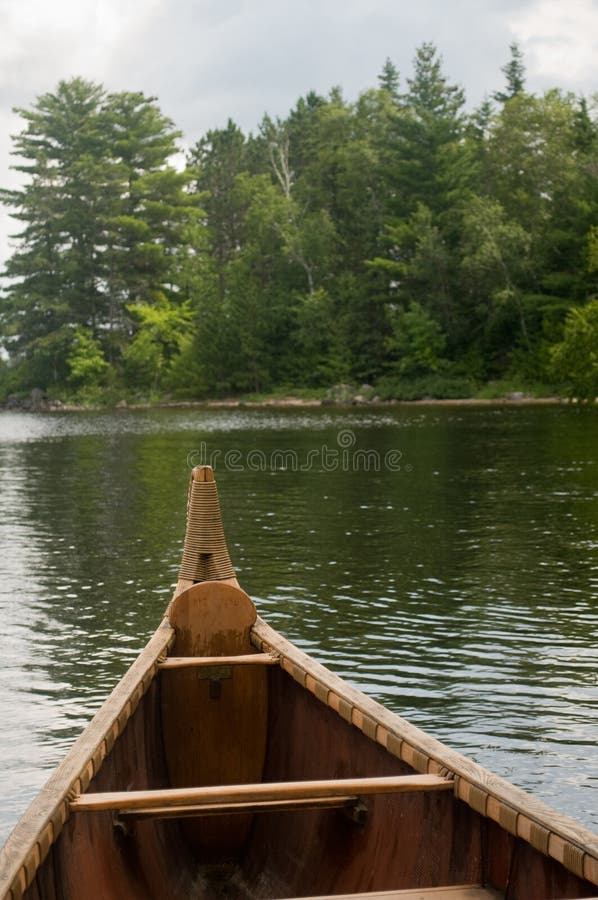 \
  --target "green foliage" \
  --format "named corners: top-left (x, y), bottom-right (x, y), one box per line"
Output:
top-left (1, 50), bottom-right (598, 405)
top-left (386, 301), bottom-right (447, 377)
top-left (123, 299), bottom-right (193, 390)
top-left (372, 204), bottom-right (455, 336)
top-left (494, 43), bottom-right (526, 103)
top-left (588, 226), bottom-right (598, 272)
top-left (19, 328), bottom-right (74, 390)
top-left (0, 77), bottom-right (192, 393)
top-left (378, 59), bottom-right (400, 98)
top-left (67, 327), bottom-right (109, 387)
top-left (293, 288), bottom-right (348, 386)
top-left (460, 195), bottom-right (533, 355)
top-left (550, 301), bottom-right (598, 401)
top-left (475, 378), bottom-right (555, 400)
top-left (375, 373), bottom-right (476, 401)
